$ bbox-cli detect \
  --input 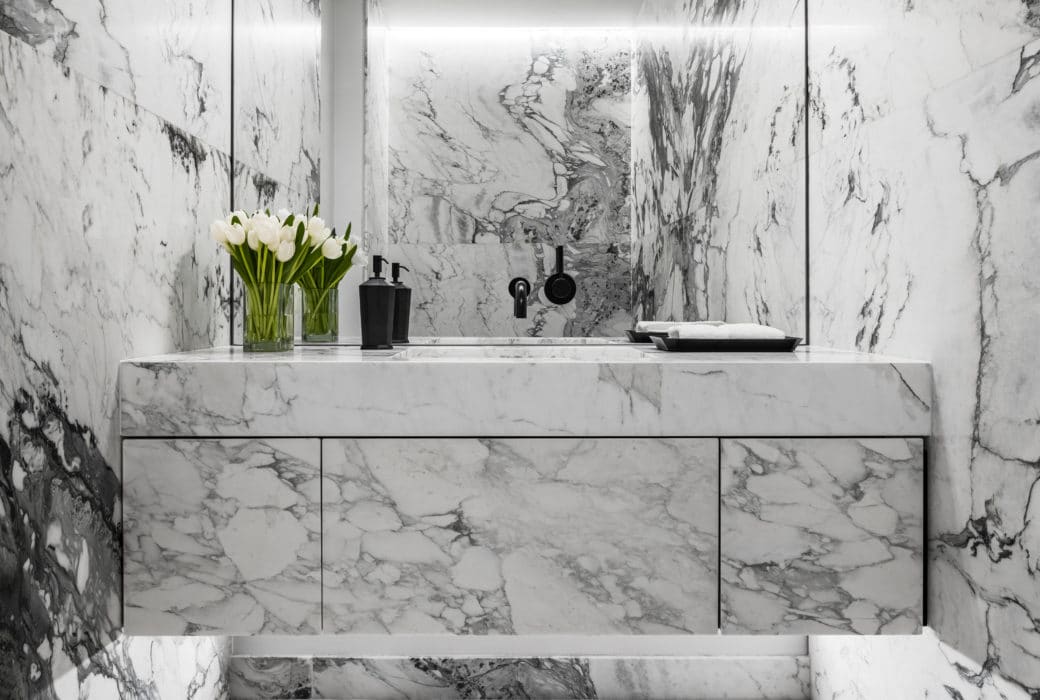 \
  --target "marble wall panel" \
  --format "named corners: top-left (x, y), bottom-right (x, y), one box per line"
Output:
top-left (363, 0), bottom-right (389, 262)
top-left (0, 0), bottom-right (231, 149)
top-left (809, 630), bottom-right (1034, 699)
top-left (124, 439), bottom-right (323, 635)
top-left (808, 0), bottom-right (1040, 690)
top-left (720, 438), bottom-right (923, 635)
top-left (322, 438), bottom-right (718, 635)
top-left (383, 29), bottom-right (634, 336)
top-left (0, 6), bottom-right (231, 695)
top-left (632, 0), bottom-right (806, 336)
top-left (232, 0), bottom-right (321, 205)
